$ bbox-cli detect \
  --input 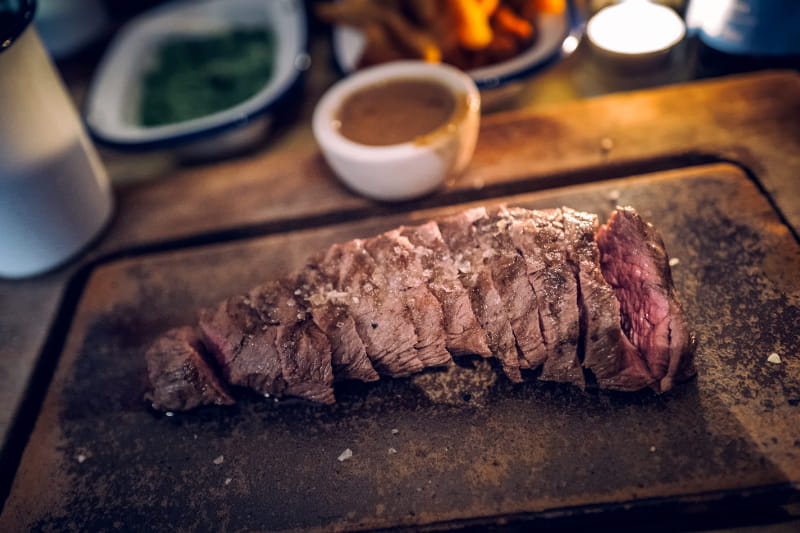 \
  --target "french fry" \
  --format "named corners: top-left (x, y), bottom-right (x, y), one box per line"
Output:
top-left (476, 0), bottom-right (500, 15)
top-left (494, 5), bottom-right (533, 41)
top-left (449, 0), bottom-right (494, 50)
top-left (533, 0), bottom-right (566, 14)
top-left (317, 0), bottom-right (441, 63)
top-left (380, 9), bottom-right (442, 62)
top-left (316, 0), bottom-right (545, 69)
top-left (487, 22), bottom-right (521, 62)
